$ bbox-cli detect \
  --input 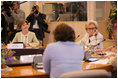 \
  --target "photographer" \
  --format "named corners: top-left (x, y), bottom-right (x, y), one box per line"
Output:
top-left (2, 1), bottom-right (15, 44)
top-left (26, 5), bottom-right (49, 46)
top-left (1, 5), bottom-right (7, 44)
